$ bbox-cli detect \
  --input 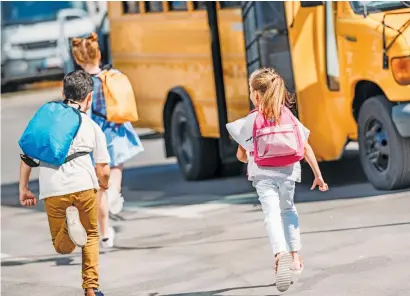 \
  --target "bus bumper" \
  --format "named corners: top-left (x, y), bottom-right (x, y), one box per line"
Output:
top-left (392, 103), bottom-right (410, 138)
